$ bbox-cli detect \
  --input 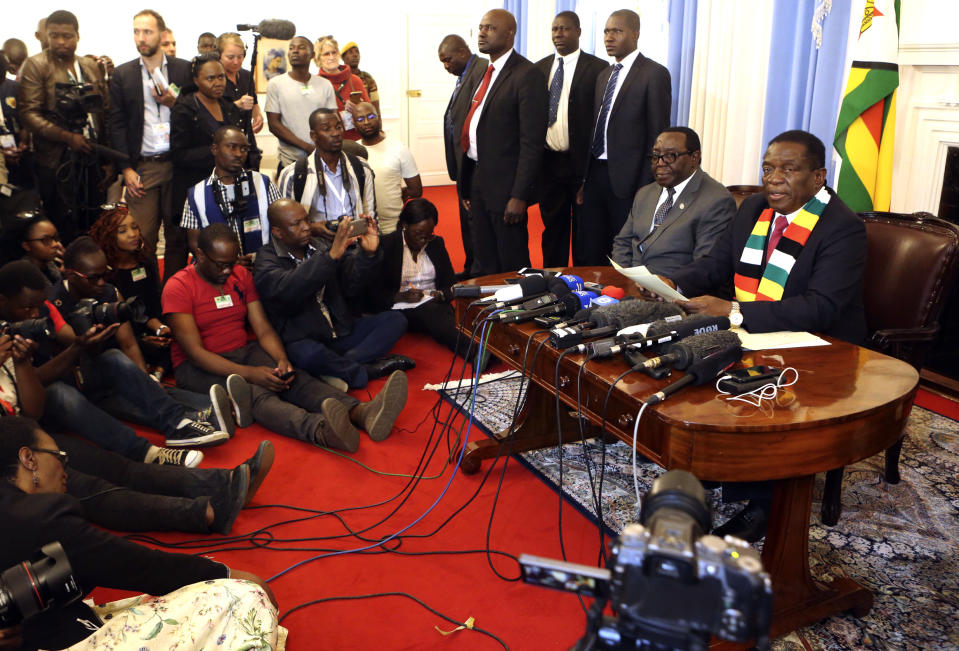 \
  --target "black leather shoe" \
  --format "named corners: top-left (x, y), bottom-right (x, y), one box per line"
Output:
top-left (365, 355), bottom-right (416, 379)
top-left (712, 501), bottom-right (769, 543)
